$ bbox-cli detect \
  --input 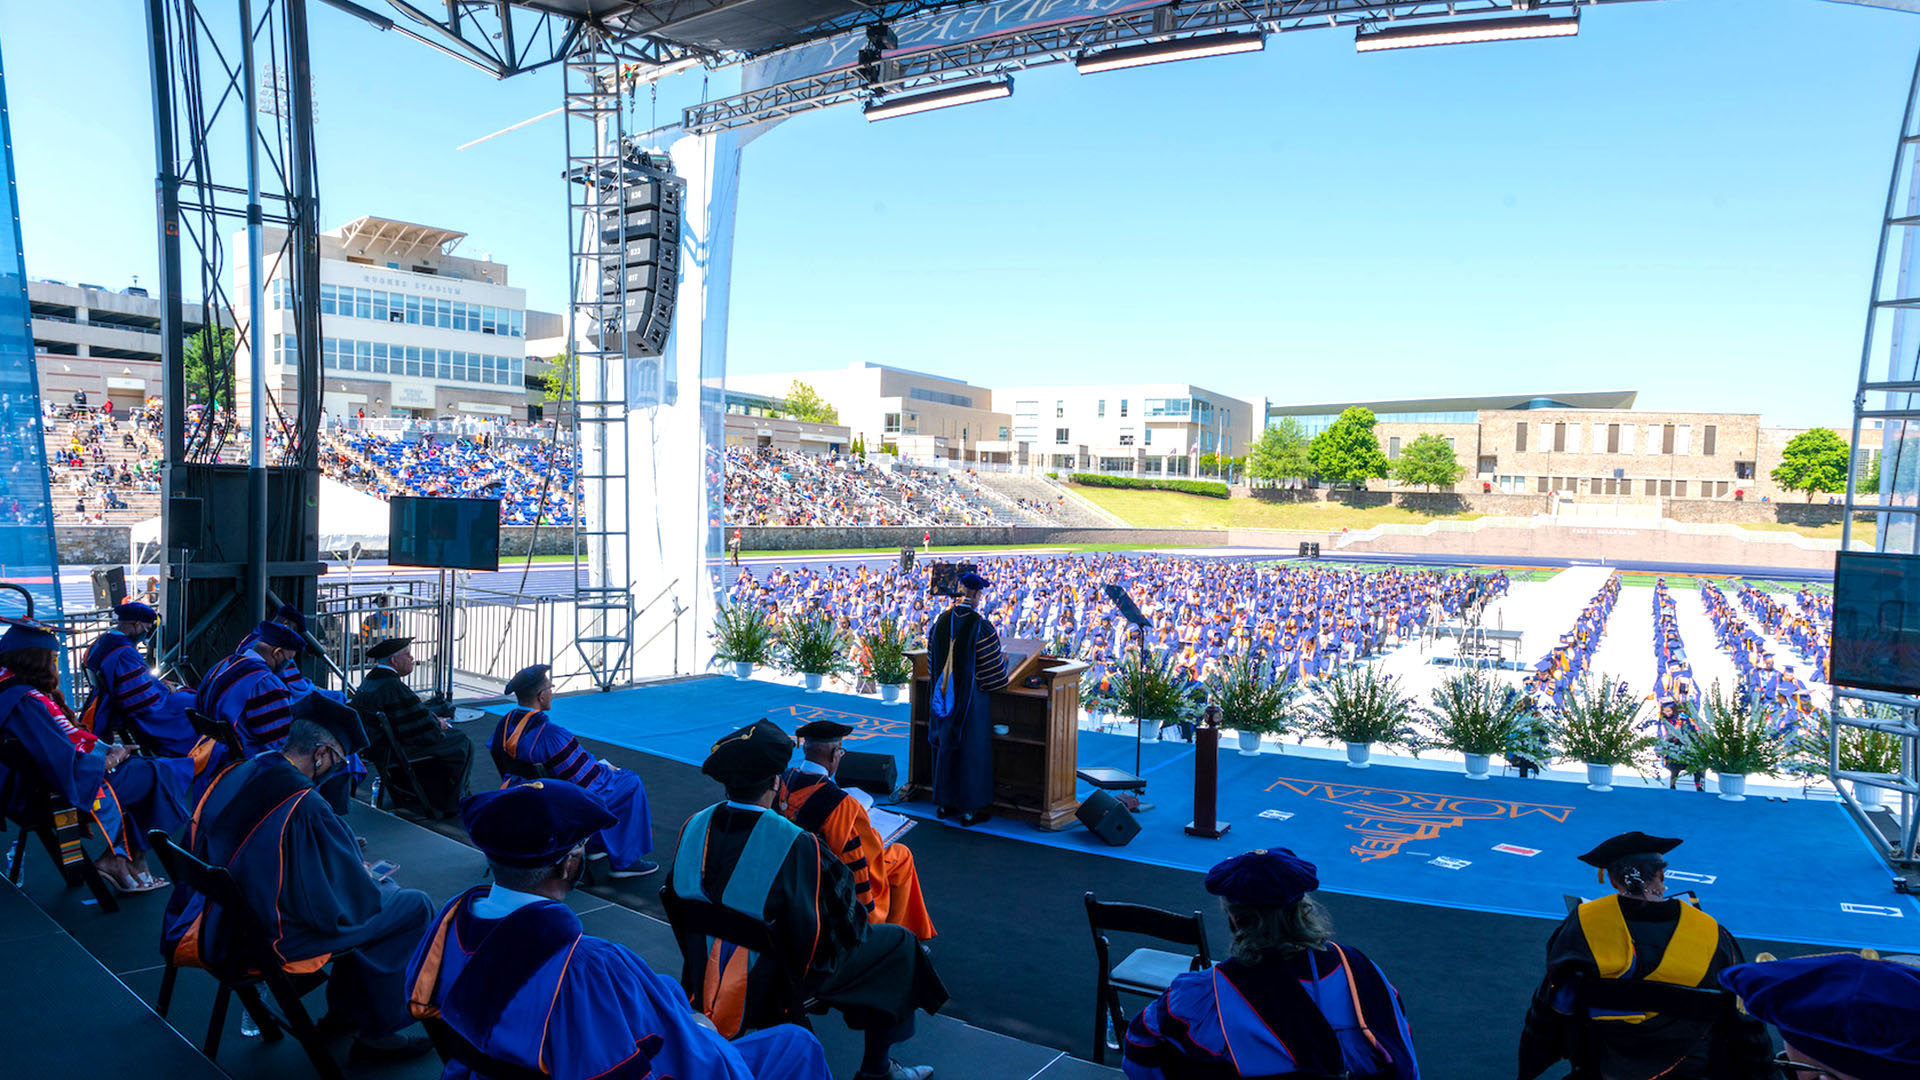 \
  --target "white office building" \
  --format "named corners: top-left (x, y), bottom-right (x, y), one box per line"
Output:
top-left (238, 215), bottom-right (533, 421)
top-left (992, 383), bottom-right (1261, 475)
